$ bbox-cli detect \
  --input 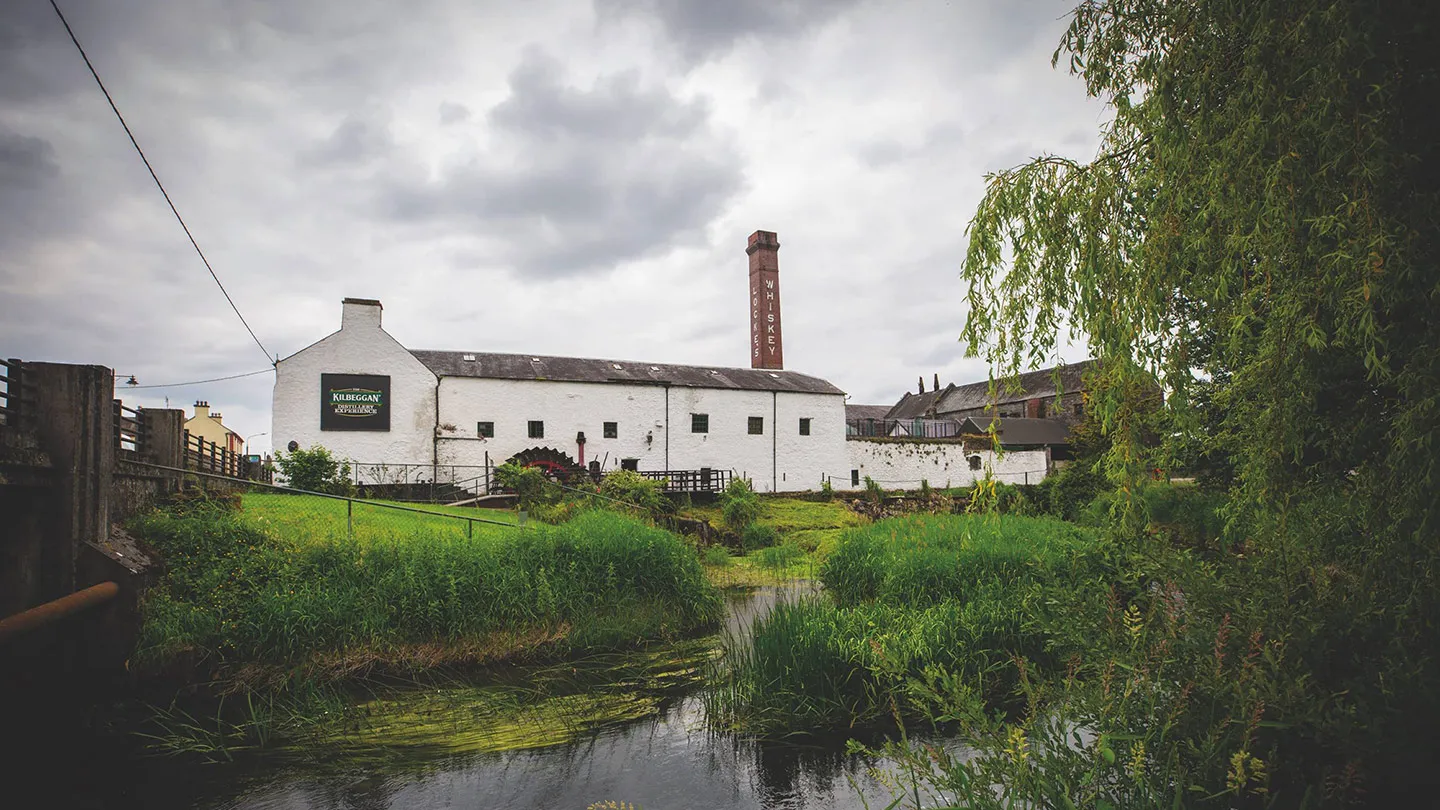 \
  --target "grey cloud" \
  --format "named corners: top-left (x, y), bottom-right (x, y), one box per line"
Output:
top-left (380, 48), bottom-right (744, 277)
top-left (0, 127), bottom-right (71, 251)
top-left (438, 101), bottom-right (471, 125)
top-left (303, 114), bottom-right (395, 166)
top-left (855, 122), bottom-right (967, 169)
top-left (0, 128), bottom-right (59, 188)
top-left (595, 0), bottom-right (863, 64)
